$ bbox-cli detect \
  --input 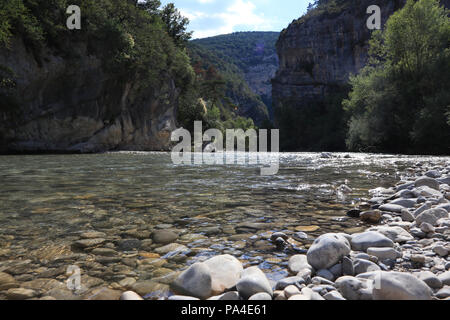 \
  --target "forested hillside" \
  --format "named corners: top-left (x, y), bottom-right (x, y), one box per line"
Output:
top-left (191, 32), bottom-right (279, 122)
